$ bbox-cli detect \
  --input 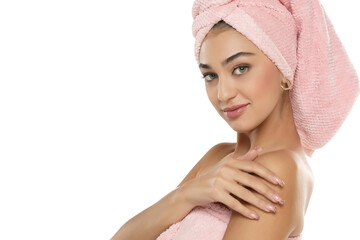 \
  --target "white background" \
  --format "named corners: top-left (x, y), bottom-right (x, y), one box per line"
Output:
top-left (0, 0), bottom-right (359, 239)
